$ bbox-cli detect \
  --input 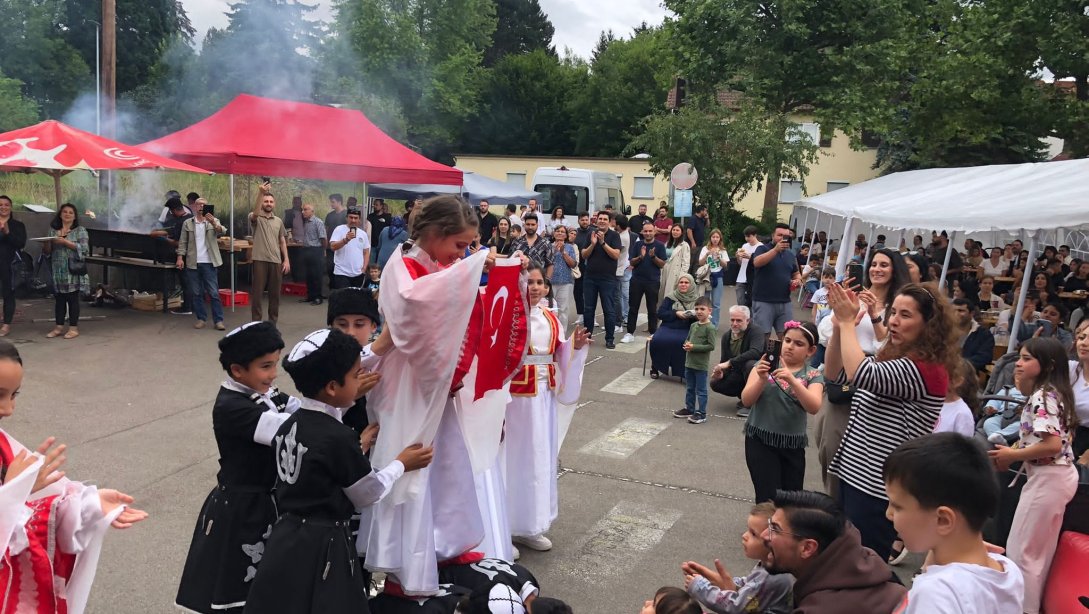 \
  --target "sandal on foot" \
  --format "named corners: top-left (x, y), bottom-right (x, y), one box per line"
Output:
top-left (650, 369), bottom-right (660, 379)
top-left (46, 327), bottom-right (65, 338)
top-left (63, 329), bottom-right (80, 340)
